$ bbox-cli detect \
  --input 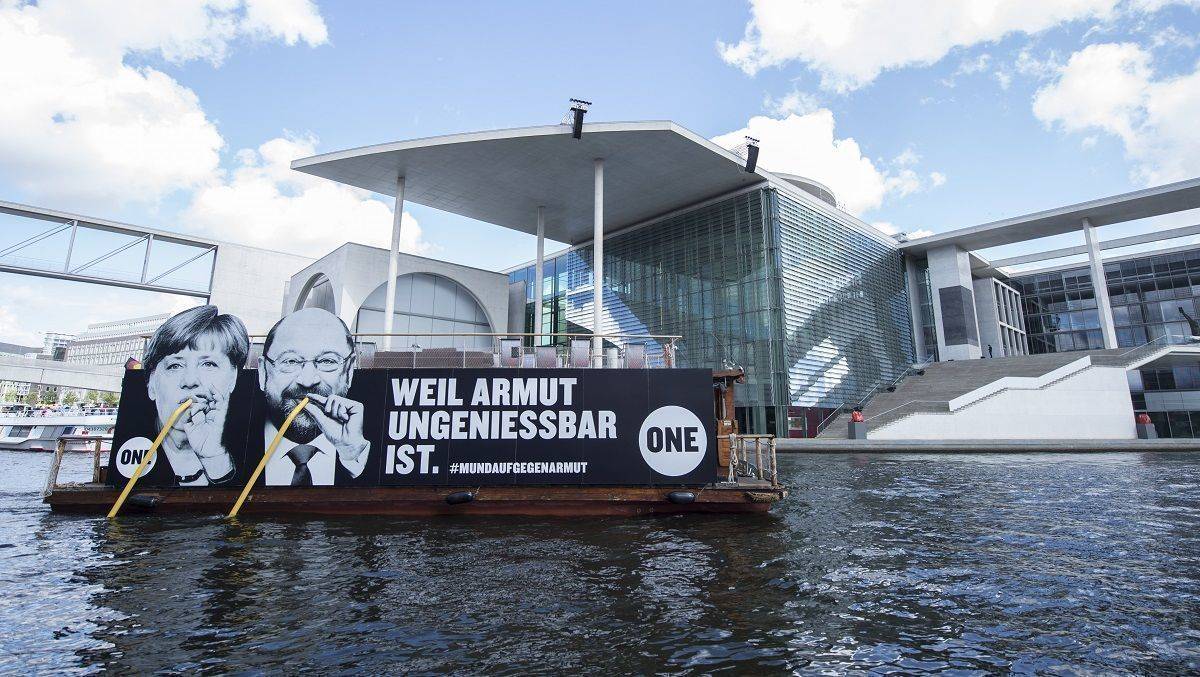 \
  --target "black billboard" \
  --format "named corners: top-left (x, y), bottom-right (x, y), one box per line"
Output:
top-left (108, 306), bottom-right (715, 489)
